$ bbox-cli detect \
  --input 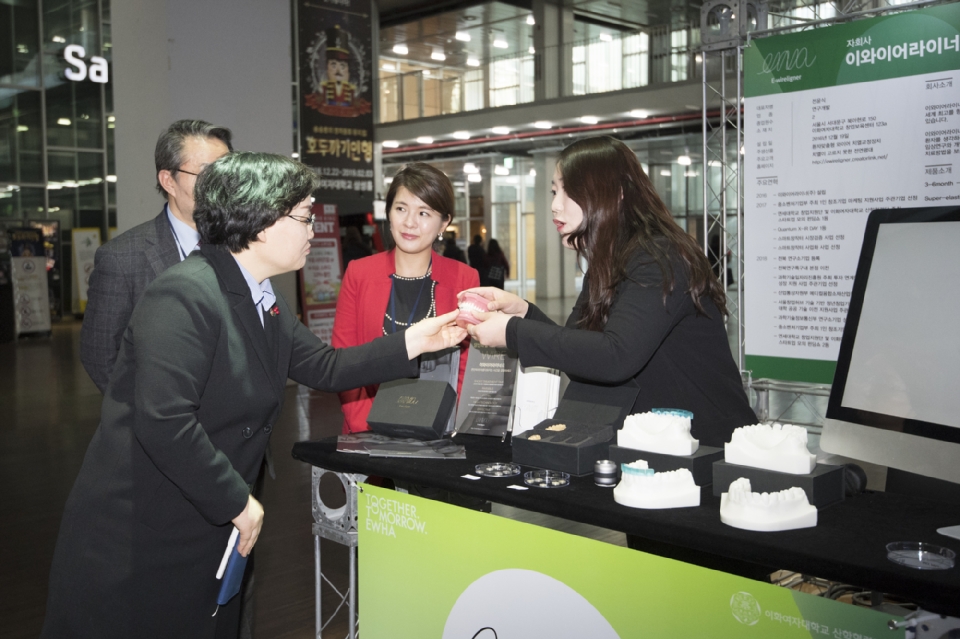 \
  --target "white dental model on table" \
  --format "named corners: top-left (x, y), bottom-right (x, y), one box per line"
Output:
top-left (613, 460), bottom-right (700, 509)
top-left (724, 423), bottom-right (816, 474)
top-left (720, 477), bottom-right (817, 531)
top-left (618, 409), bottom-right (699, 456)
